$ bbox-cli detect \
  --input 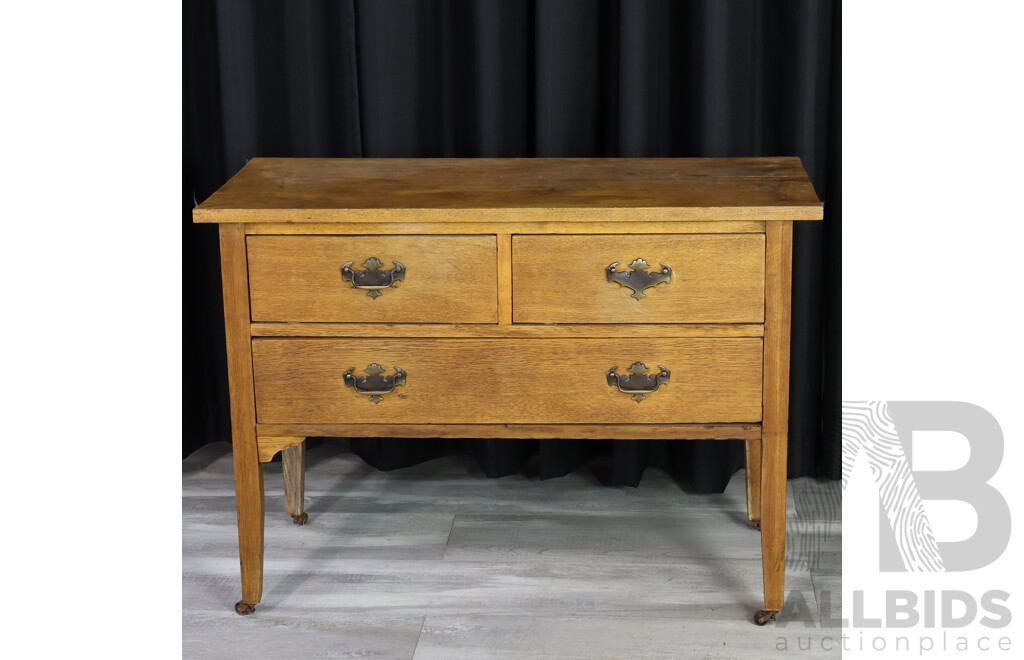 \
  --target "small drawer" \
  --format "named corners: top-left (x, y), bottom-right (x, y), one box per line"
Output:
top-left (247, 235), bottom-right (498, 323)
top-left (252, 338), bottom-right (763, 424)
top-left (512, 234), bottom-right (764, 324)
